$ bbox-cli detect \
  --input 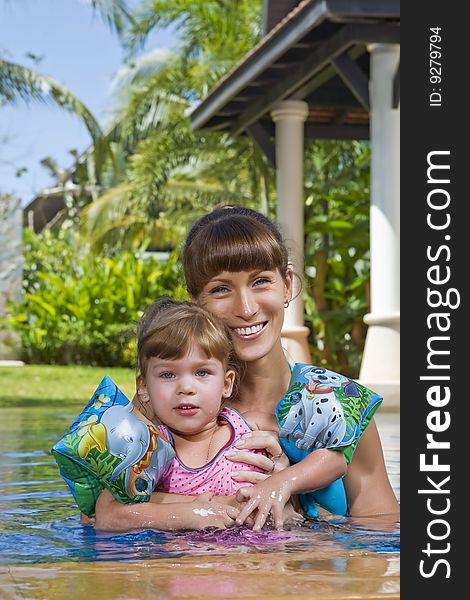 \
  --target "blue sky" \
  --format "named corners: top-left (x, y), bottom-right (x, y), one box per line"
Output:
top-left (0, 0), bottom-right (176, 207)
